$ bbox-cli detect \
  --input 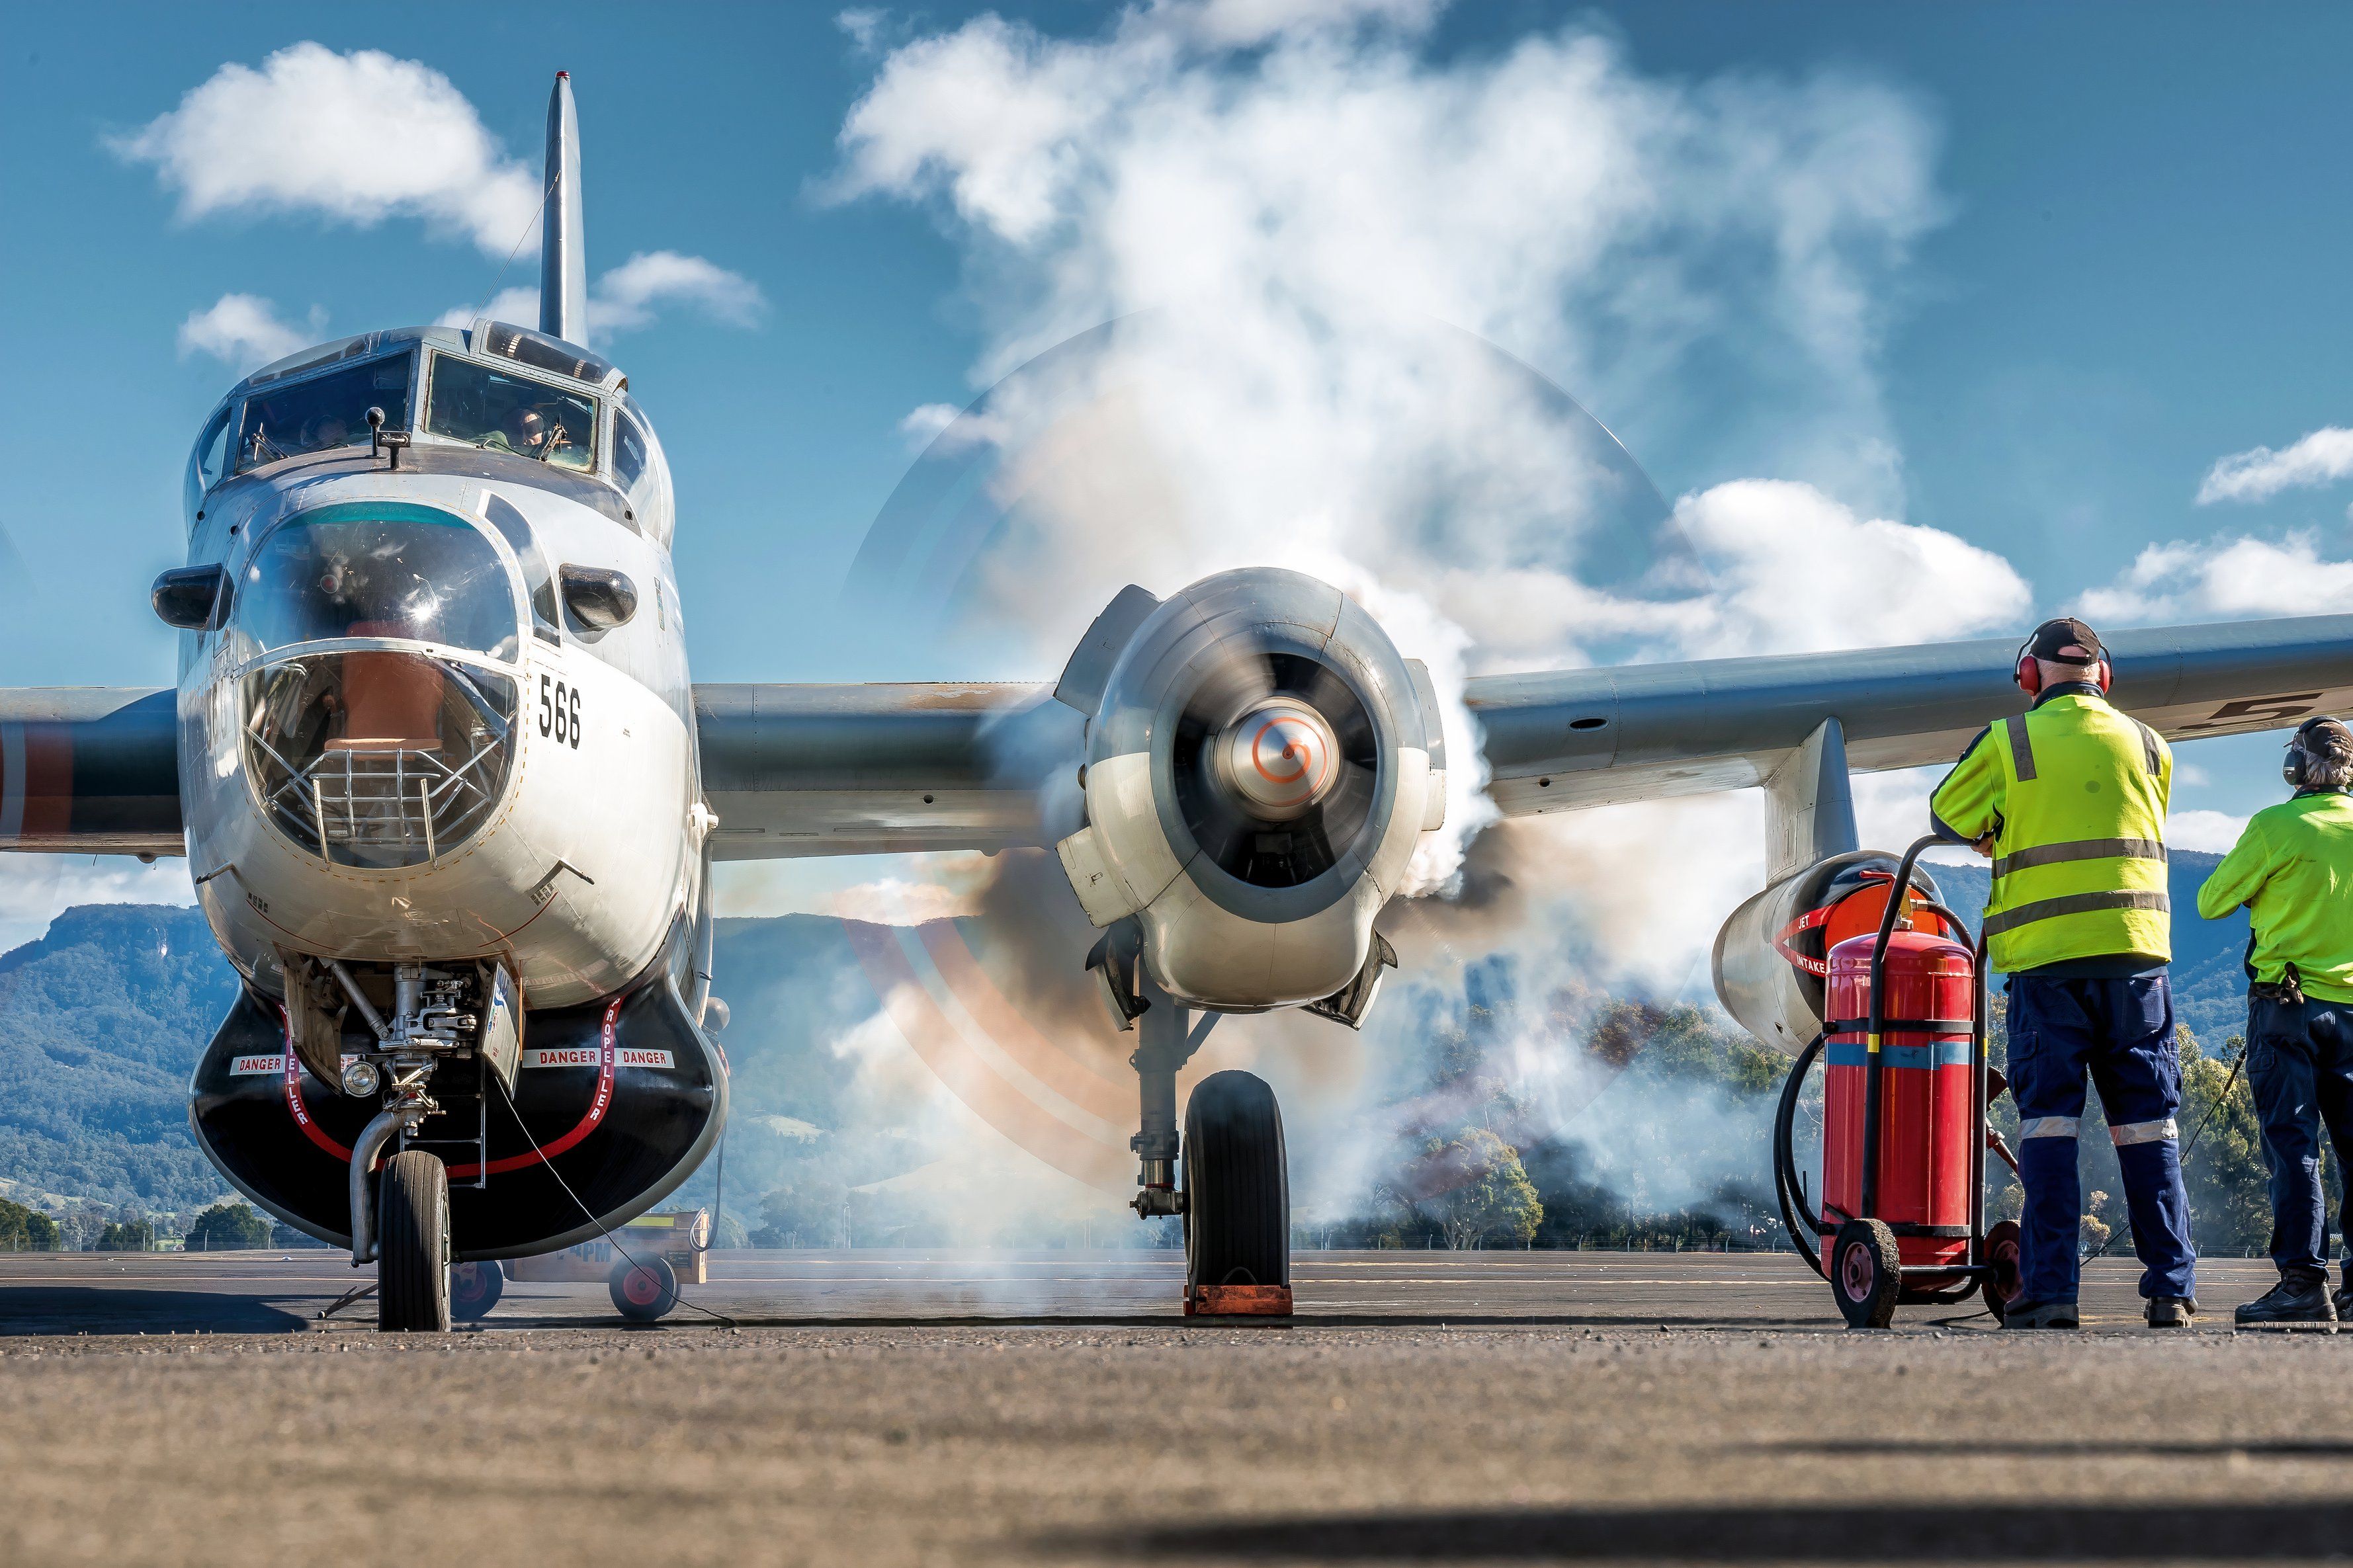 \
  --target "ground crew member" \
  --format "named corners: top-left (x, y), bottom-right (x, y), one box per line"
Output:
top-left (2196, 717), bottom-right (2353, 1329)
top-left (1930, 616), bottom-right (2196, 1329)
